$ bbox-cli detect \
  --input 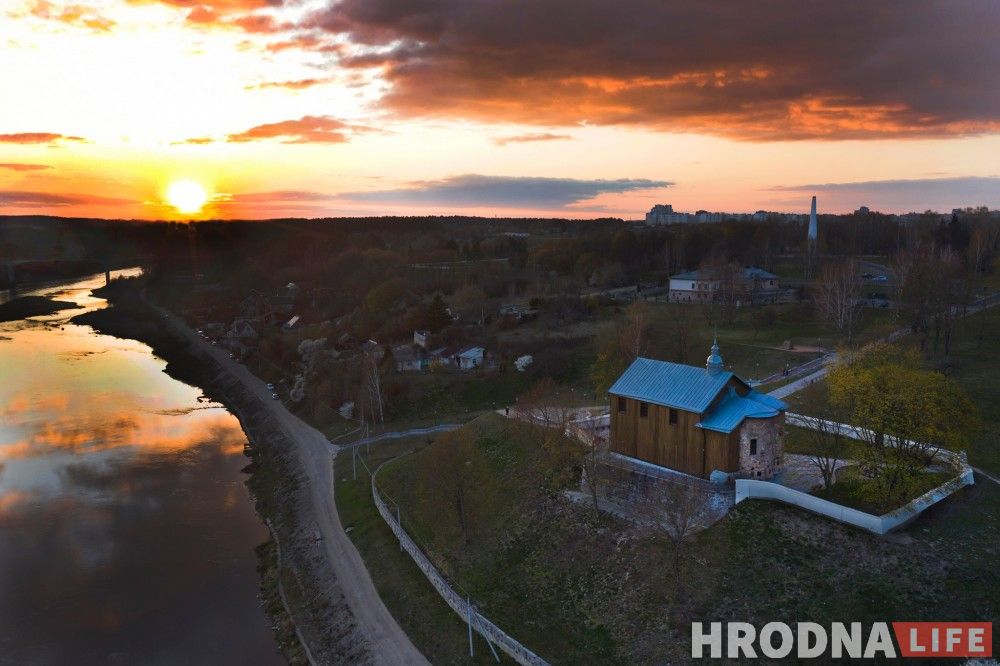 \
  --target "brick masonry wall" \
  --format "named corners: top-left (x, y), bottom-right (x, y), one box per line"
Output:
top-left (739, 416), bottom-right (783, 480)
